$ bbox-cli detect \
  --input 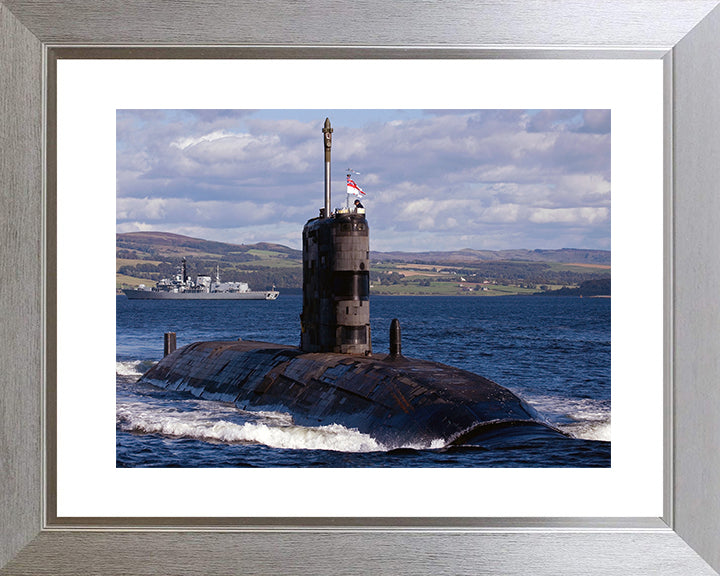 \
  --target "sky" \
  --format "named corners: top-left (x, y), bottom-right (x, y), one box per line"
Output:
top-left (116, 109), bottom-right (610, 252)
